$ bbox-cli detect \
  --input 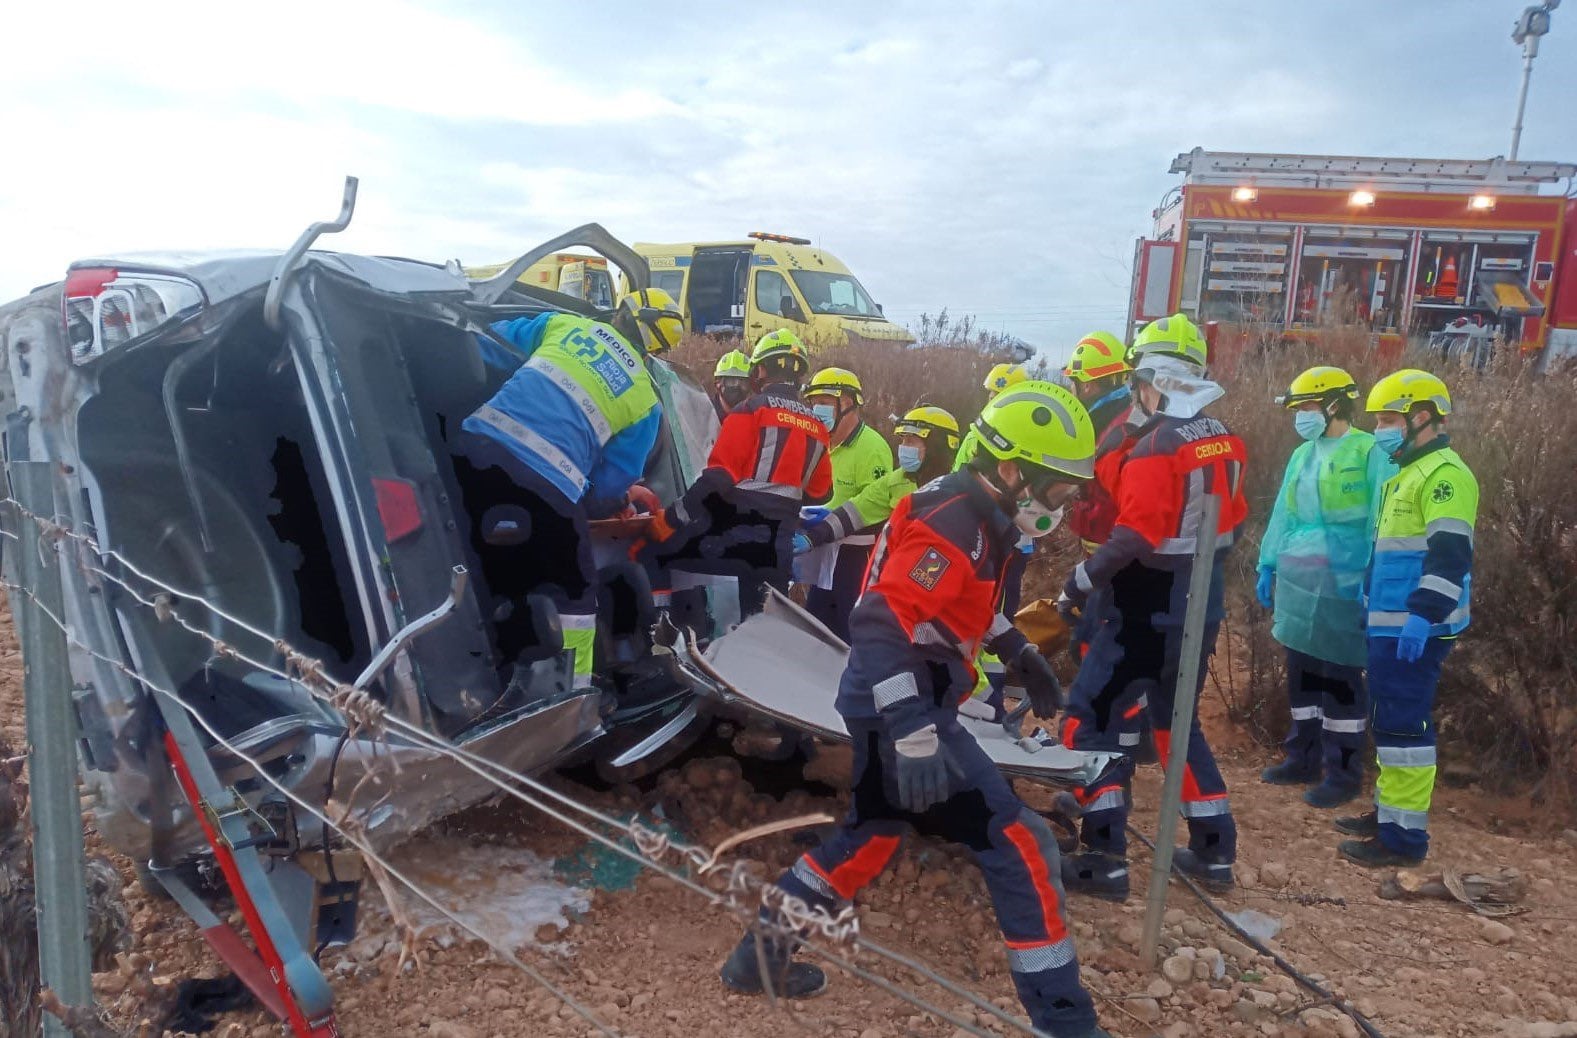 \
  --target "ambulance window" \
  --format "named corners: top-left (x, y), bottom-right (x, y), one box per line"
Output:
top-left (653, 270), bottom-right (685, 299)
top-left (755, 270), bottom-right (793, 316)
